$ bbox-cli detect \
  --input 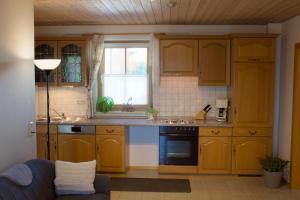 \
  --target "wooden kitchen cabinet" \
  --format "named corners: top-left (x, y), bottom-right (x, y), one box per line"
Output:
top-left (58, 40), bottom-right (87, 86)
top-left (35, 37), bottom-right (87, 87)
top-left (198, 137), bottom-right (232, 174)
top-left (36, 125), bottom-right (58, 160)
top-left (96, 135), bottom-right (126, 172)
top-left (232, 137), bottom-right (272, 174)
top-left (58, 135), bottom-right (95, 162)
top-left (198, 39), bottom-right (230, 86)
top-left (232, 62), bottom-right (274, 127)
top-left (233, 38), bottom-right (275, 62)
top-left (34, 41), bottom-right (58, 86)
top-left (160, 39), bottom-right (198, 76)
top-left (96, 125), bottom-right (127, 172)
